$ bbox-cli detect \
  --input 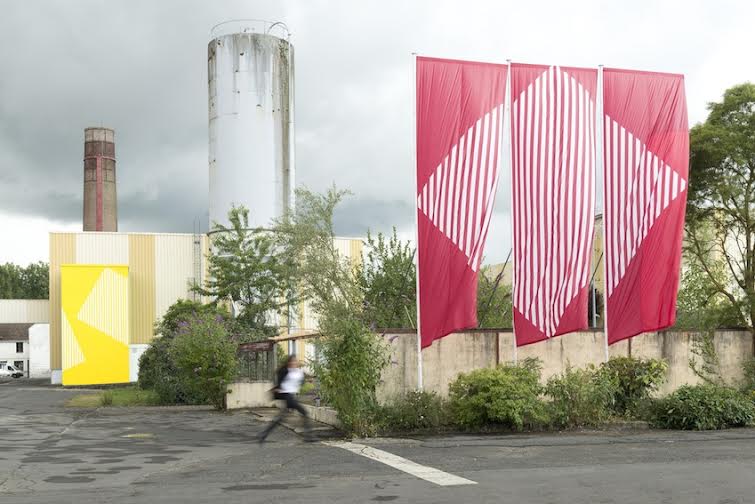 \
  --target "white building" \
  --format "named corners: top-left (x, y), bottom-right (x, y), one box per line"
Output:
top-left (0, 300), bottom-right (50, 378)
top-left (0, 324), bottom-right (30, 374)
